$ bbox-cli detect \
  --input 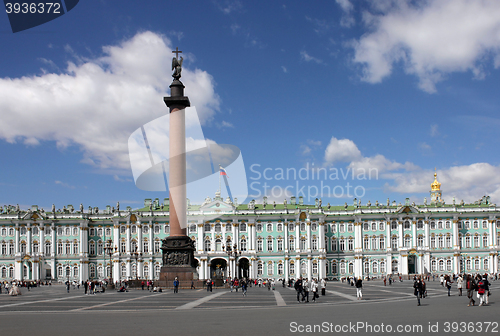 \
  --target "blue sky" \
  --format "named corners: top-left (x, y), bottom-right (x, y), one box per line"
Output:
top-left (1, 0), bottom-right (500, 211)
